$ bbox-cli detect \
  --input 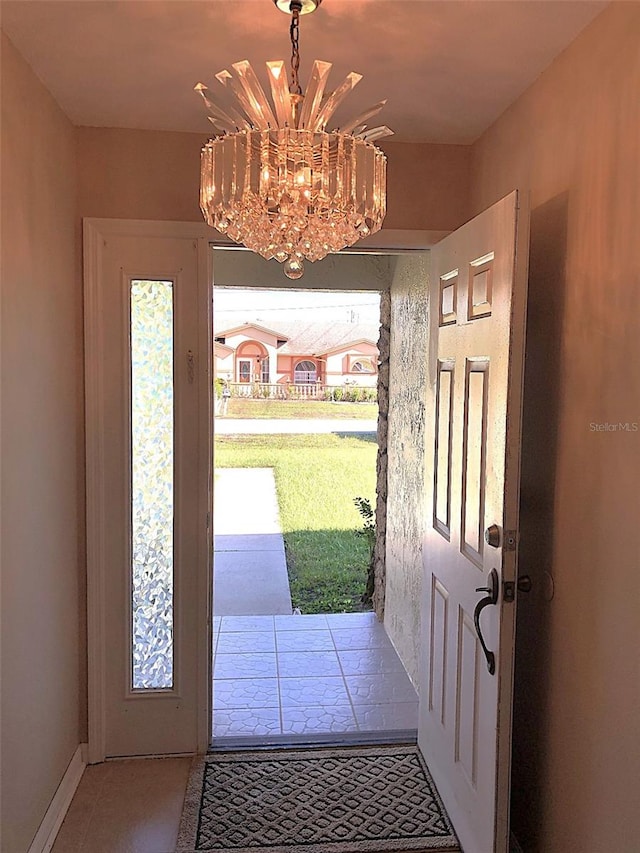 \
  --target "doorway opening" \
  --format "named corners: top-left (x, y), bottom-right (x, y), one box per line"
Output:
top-left (211, 281), bottom-right (418, 747)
